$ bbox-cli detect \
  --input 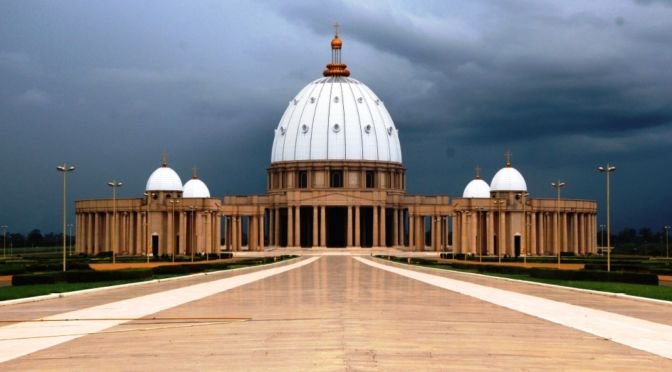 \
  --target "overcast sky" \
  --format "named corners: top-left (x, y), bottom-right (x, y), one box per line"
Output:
top-left (1, 0), bottom-right (671, 234)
